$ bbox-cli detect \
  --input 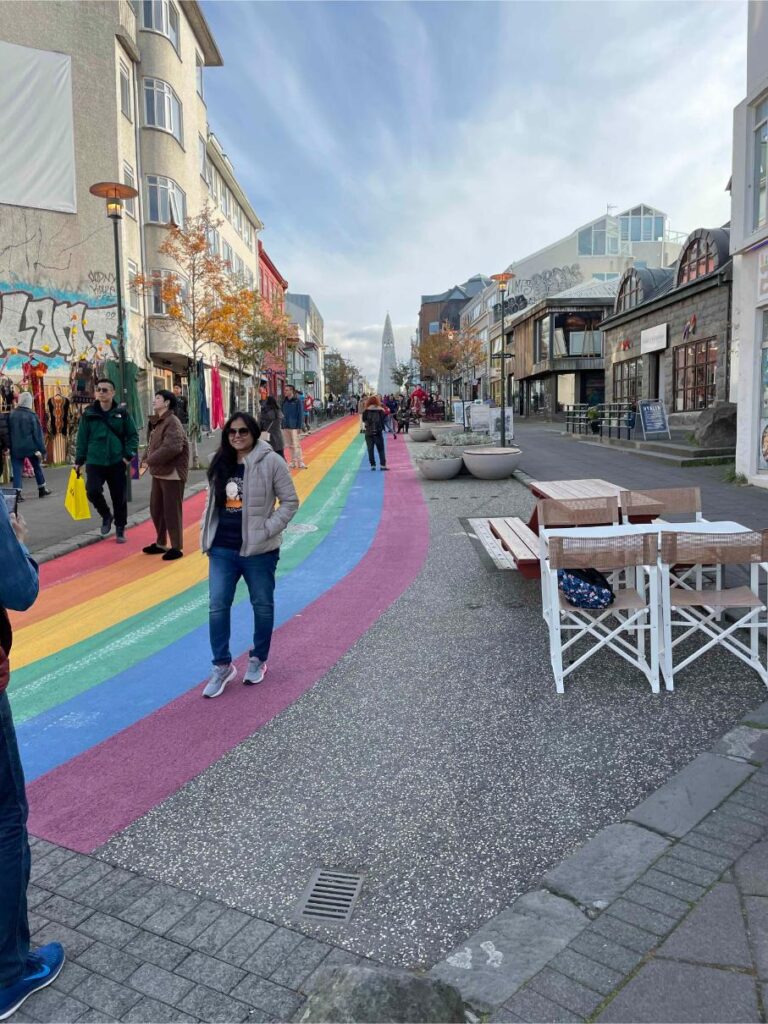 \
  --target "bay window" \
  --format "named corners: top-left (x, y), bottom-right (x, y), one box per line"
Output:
top-left (145, 174), bottom-right (186, 225)
top-left (143, 78), bottom-right (182, 144)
